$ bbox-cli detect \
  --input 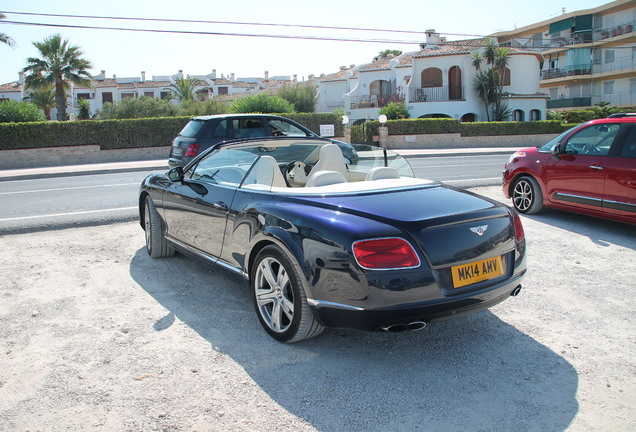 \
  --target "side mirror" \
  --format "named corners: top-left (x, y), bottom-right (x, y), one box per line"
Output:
top-left (550, 143), bottom-right (562, 161)
top-left (168, 167), bottom-right (184, 182)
